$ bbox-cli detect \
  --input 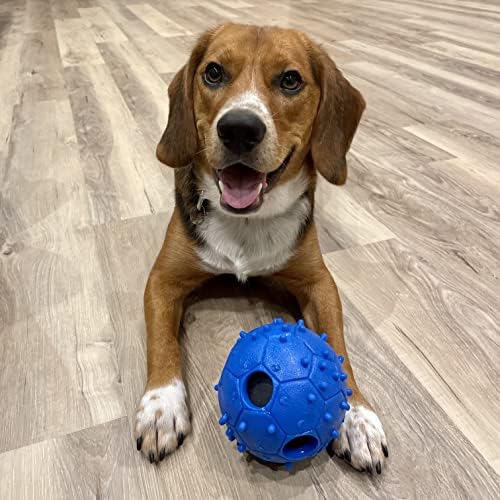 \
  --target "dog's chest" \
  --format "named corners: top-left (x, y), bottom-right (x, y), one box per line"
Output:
top-left (196, 199), bottom-right (310, 281)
